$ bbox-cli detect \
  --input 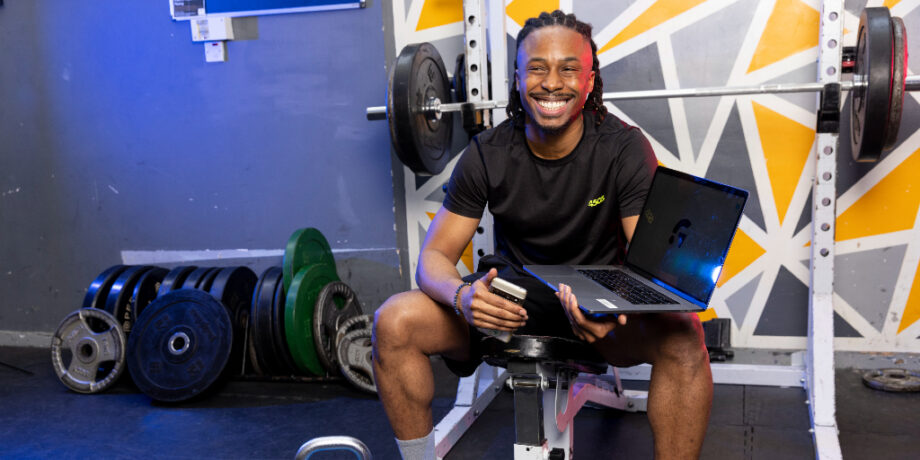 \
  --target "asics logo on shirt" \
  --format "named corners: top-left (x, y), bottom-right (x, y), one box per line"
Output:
top-left (587, 195), bottom-right (606, 207)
